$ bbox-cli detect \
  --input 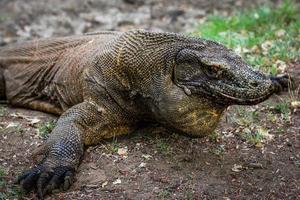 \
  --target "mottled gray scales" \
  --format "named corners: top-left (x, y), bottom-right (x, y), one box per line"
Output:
top-left (0, 30), bottom-right (291, 199)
